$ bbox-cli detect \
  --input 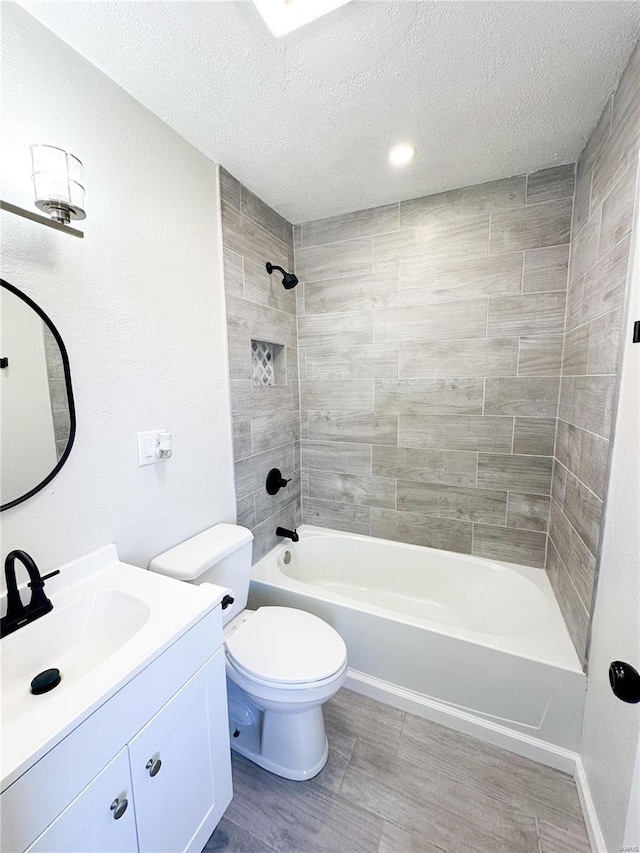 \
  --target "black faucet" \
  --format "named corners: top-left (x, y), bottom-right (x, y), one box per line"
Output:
top-left (1, 550), bottom-right (60, 638)
top-left (276, 527), bottom-right (299, 543)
